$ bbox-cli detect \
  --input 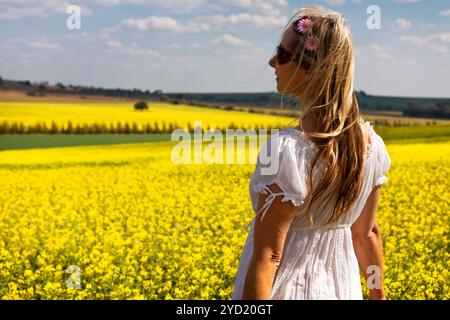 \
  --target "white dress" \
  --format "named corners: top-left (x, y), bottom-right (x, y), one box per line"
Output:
top-left (231, 121), bottom-right (391, 300)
